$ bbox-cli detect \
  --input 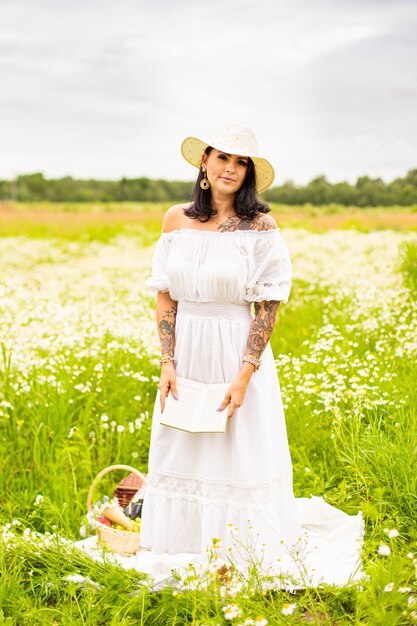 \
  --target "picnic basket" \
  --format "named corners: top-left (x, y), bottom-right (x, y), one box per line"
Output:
top-left (114, 471), bottom-right (145, 508)
top-left (87, 464), bottom-right (148, 556)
